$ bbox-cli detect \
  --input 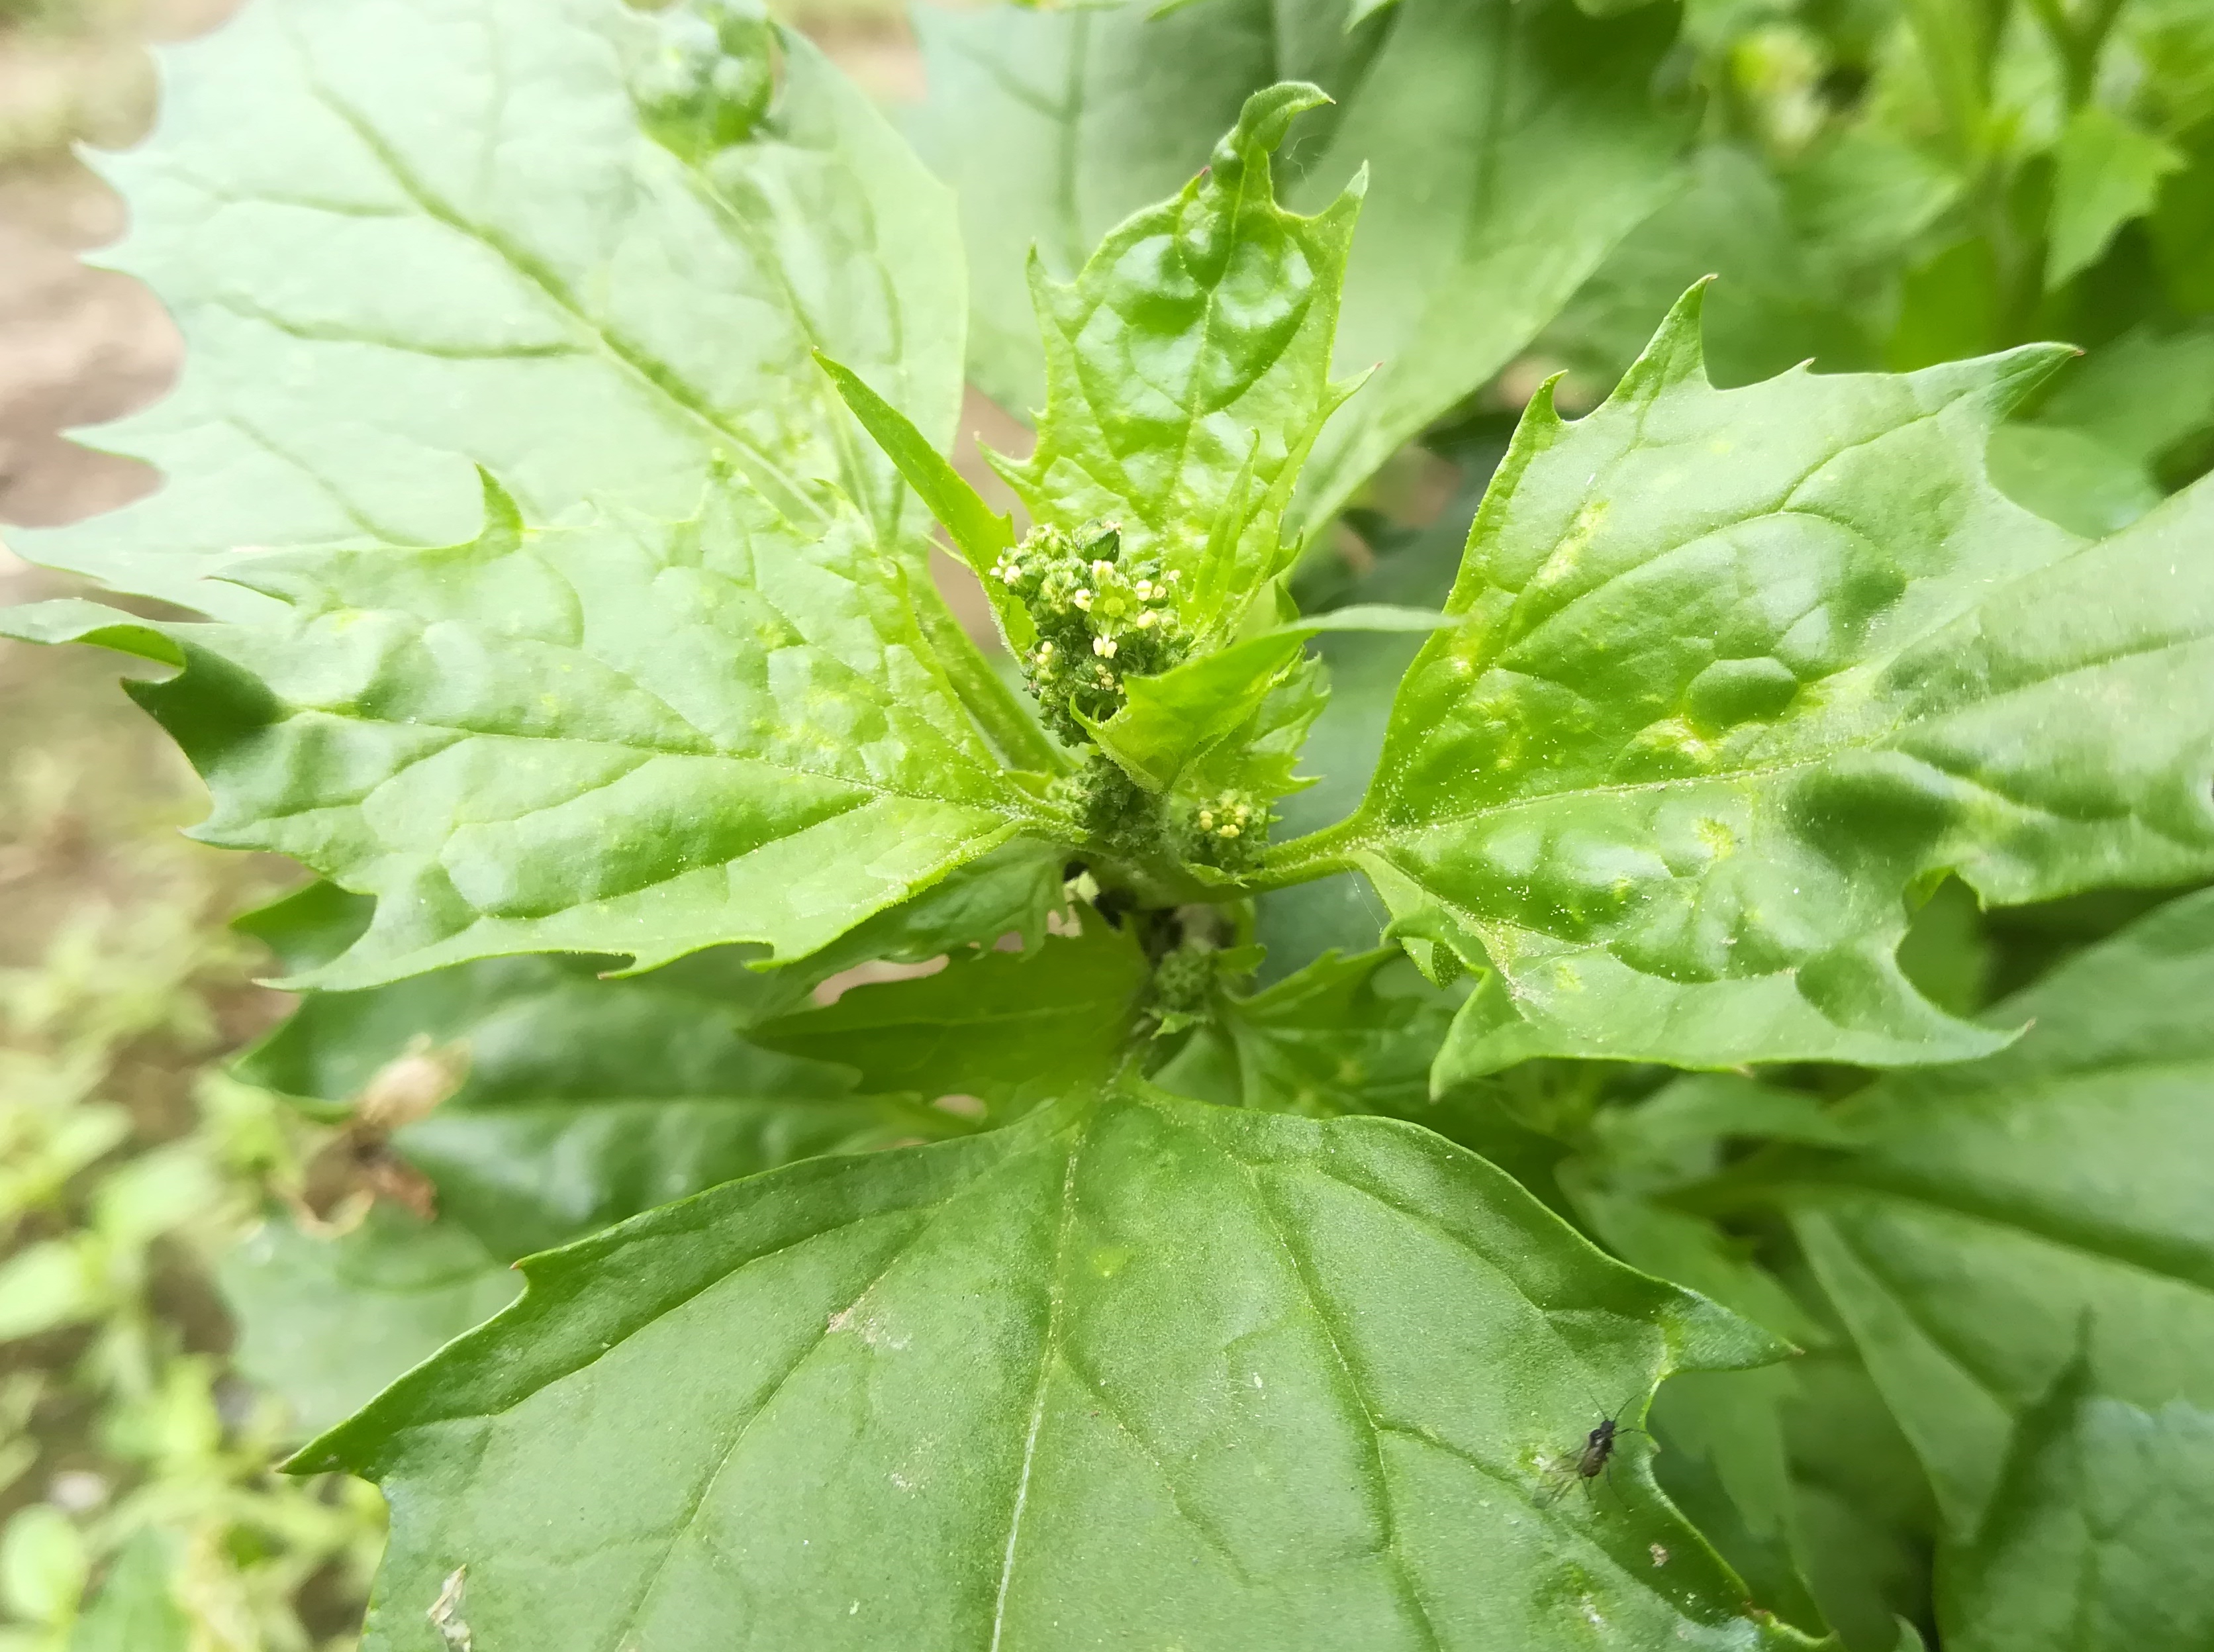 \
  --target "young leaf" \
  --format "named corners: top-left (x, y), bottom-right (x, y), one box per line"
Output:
top-left (2046, 105), bottom-right (2185, 289)
top-left (1940, 1361), bottom-right (2214, 1652)
top-left (1159, 947), bottom-right (1459, 1118)
top-left (1272, 286), bottom-right (2214, 1077)
top-left (753, 913), bottom-right (1152, 1112)
top-left (7, 0), bottom-right (965, 618)
top-left (5, 477), bottom-right (1061, 991)
top-left (905, 0), bottom-right (1374, 418)
top-left (1085, 607), bottom-right (1451, 794)
top-left (297, 1087), bottom-right (1805, 1650)
top-left (990, 83), bottom-right (1366, 634)
top-left (1721, 886), bottom-right (2214, 1532)
top-left (908, 0), bottom-right (1685, 530)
